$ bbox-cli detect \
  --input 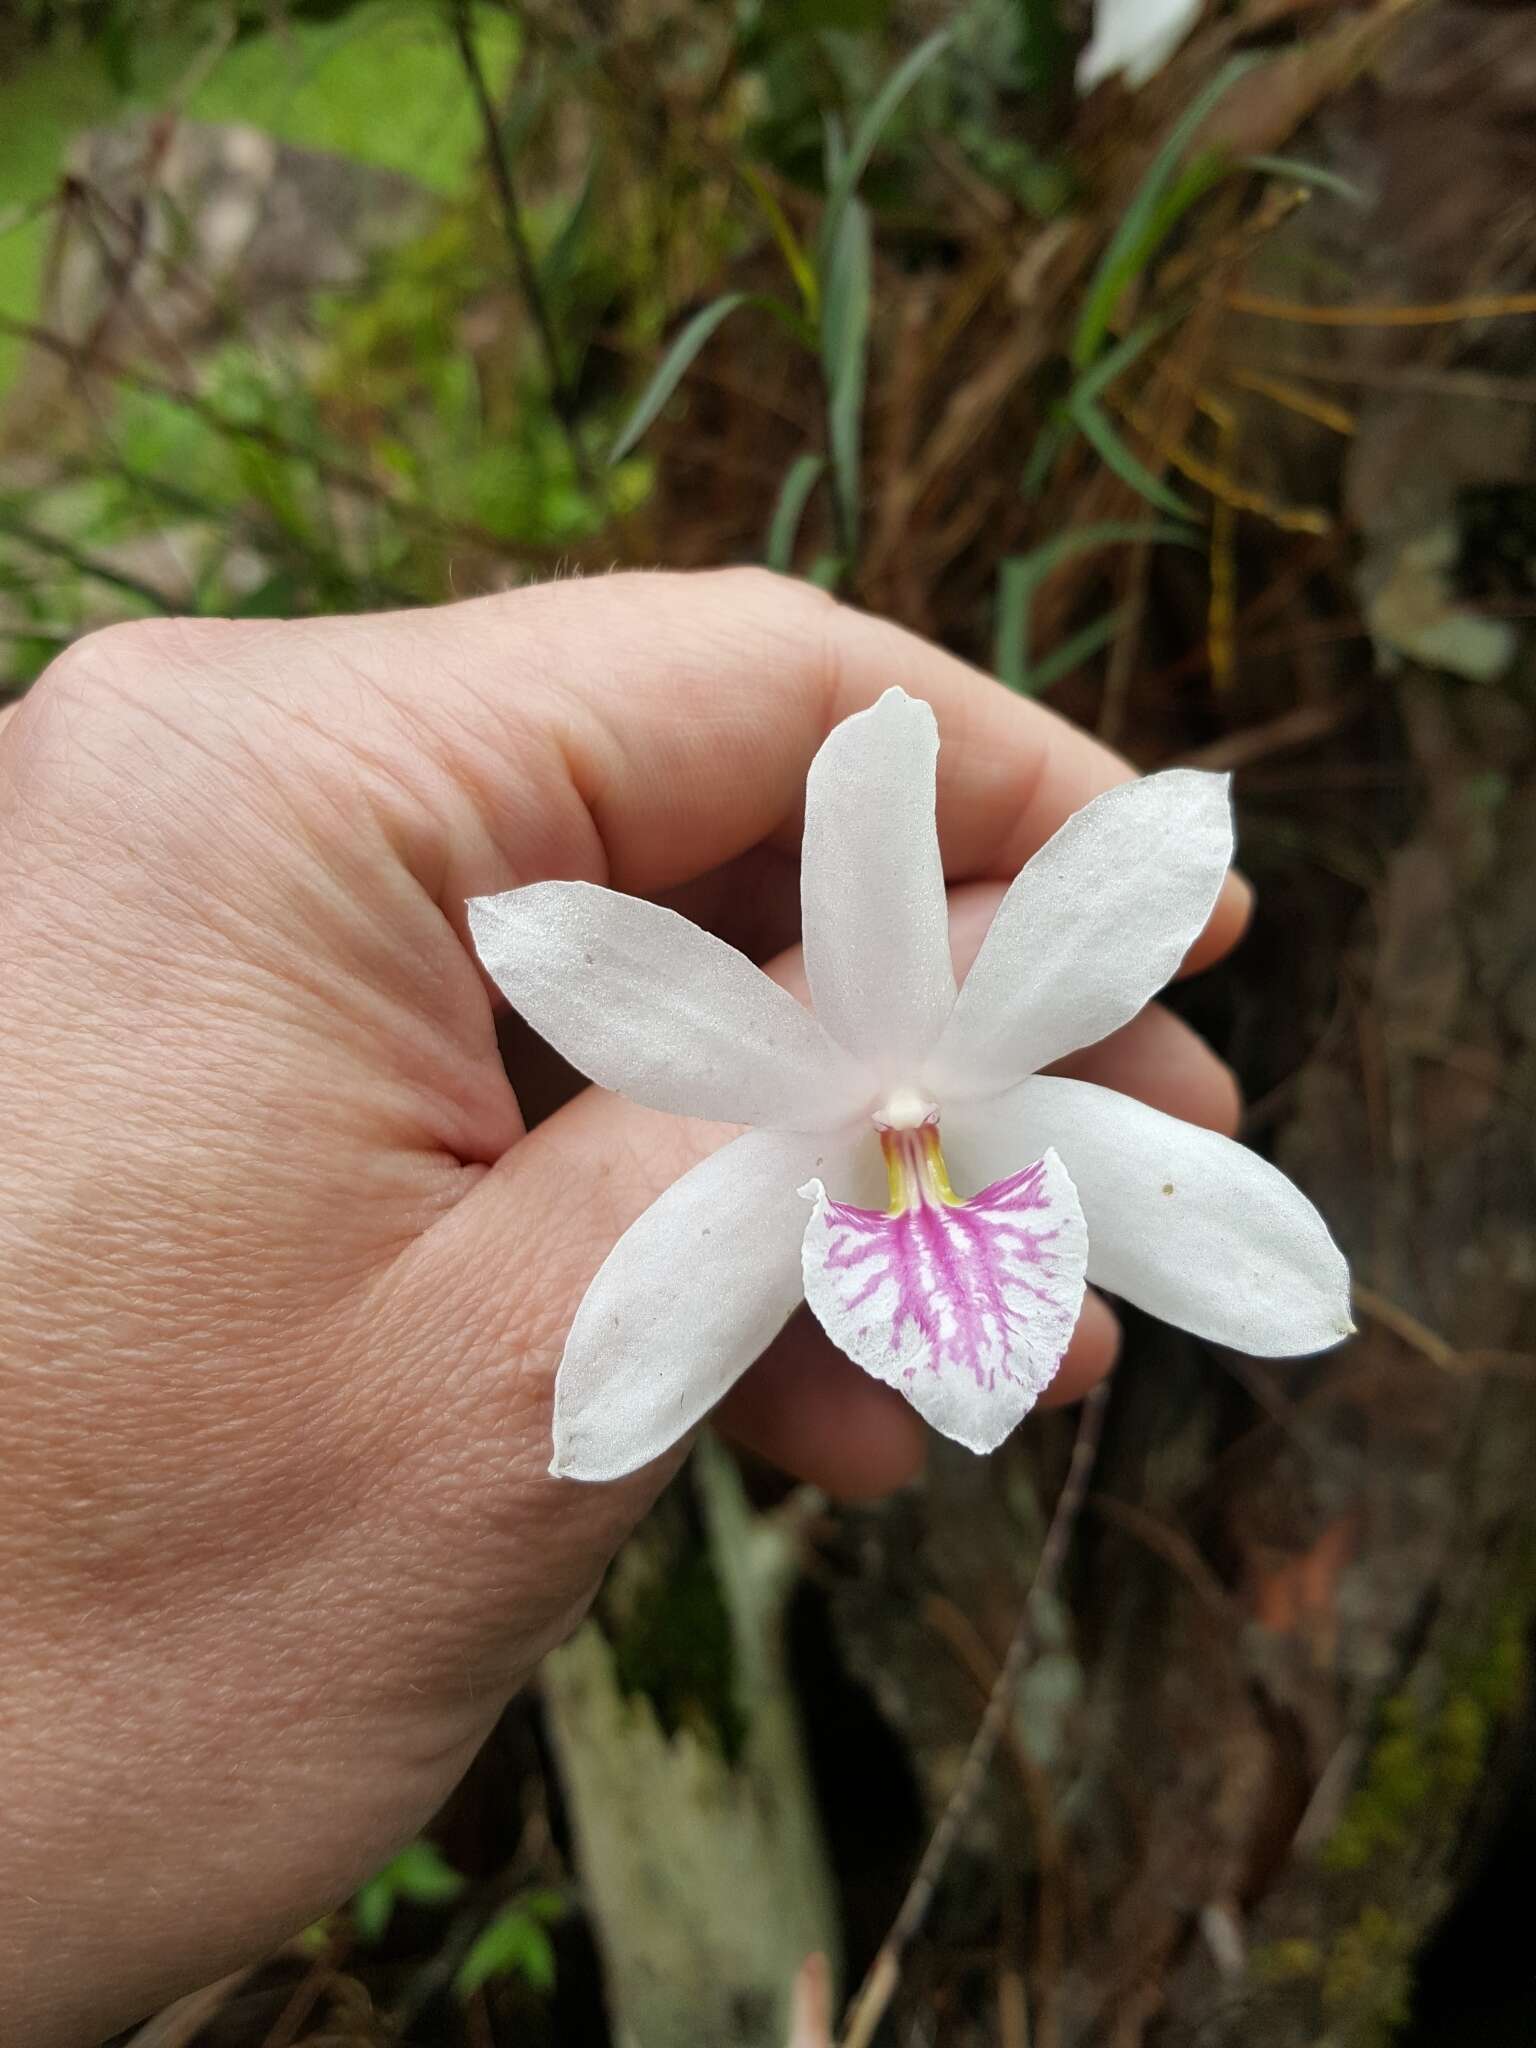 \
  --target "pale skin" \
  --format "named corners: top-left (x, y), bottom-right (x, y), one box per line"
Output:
top-left (0, 570), bottom-right (1248, 2046)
